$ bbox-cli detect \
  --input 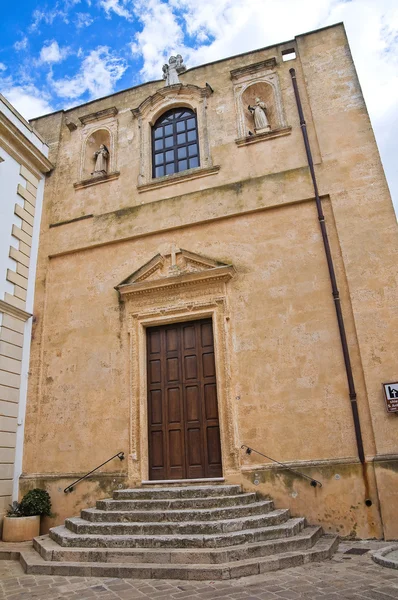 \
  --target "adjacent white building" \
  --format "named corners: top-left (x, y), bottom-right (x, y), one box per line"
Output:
top-left (0, 94), bottom-right (52, 526)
